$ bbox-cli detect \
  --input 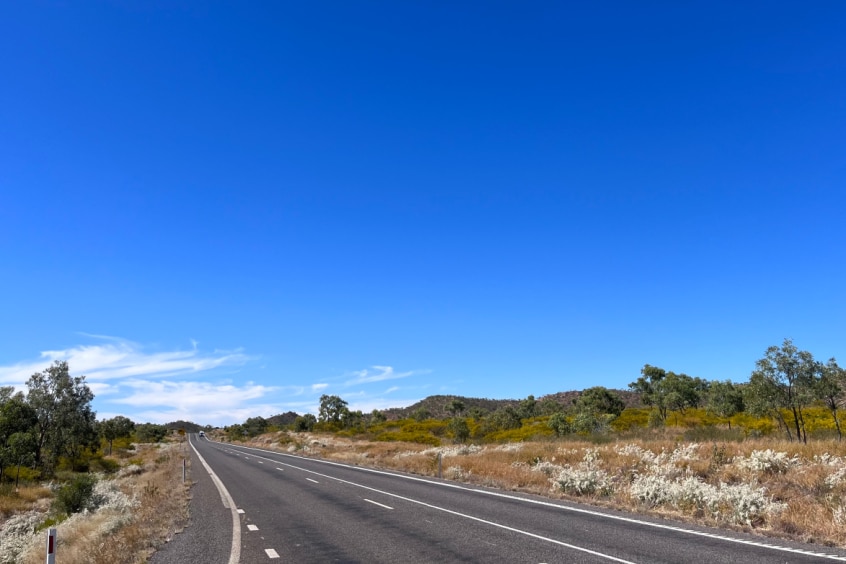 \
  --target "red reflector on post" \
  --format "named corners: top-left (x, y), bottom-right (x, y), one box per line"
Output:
top-left (46, 527), bottom-right (57, 563)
